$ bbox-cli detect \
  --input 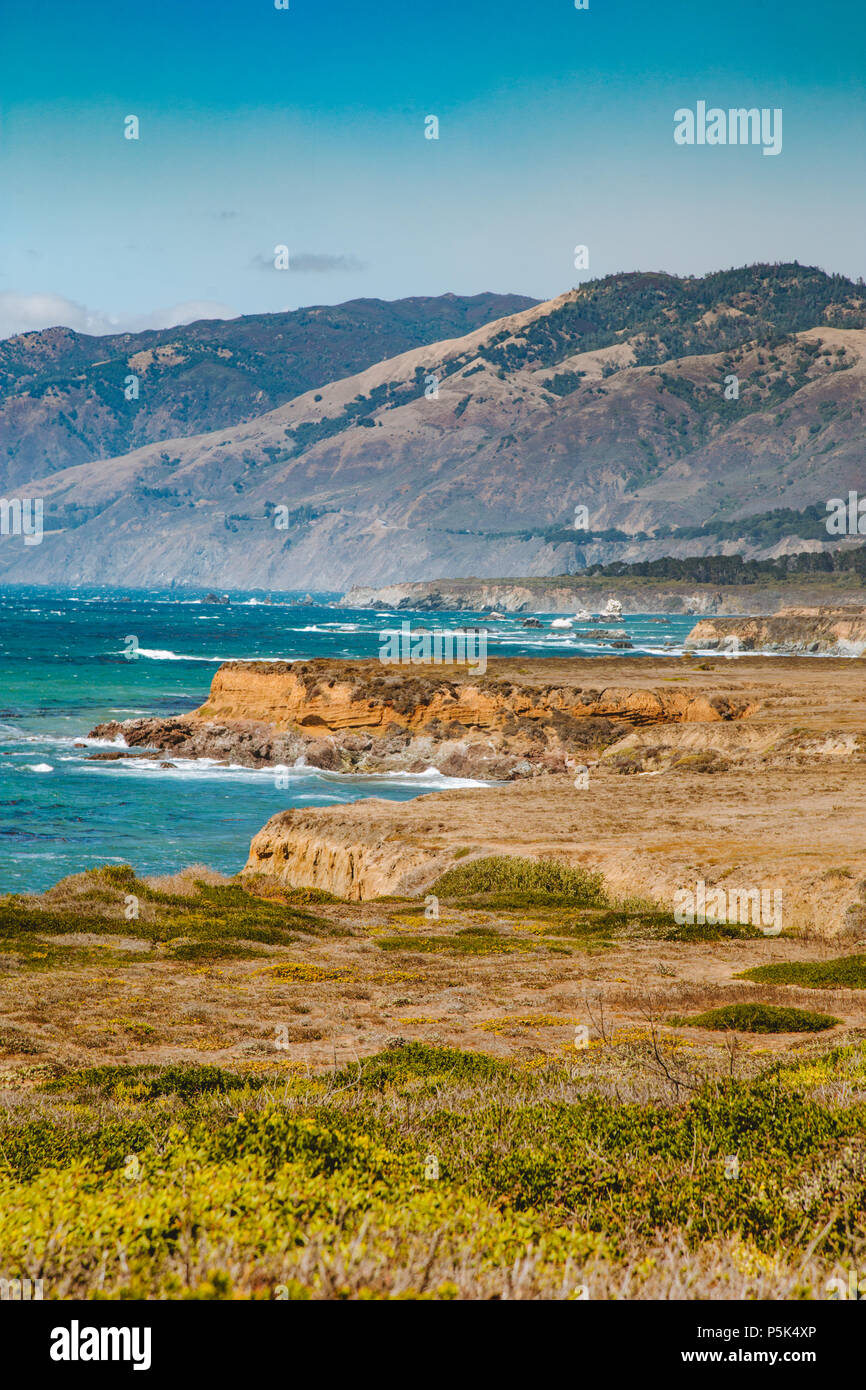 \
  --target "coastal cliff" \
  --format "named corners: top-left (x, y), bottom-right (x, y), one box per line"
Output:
top-left (340, 579), bottom-right (866, 616)
top-left (238, 656), bottom-right (866, 936)
top-left (91, 656), bottom-right (758, 781)
top-left (244, 765), bottom-right (866, 938)
top-left (88, 654), bottom-right (866, 936)
top-left (684, 606), bottom-right (866, 655)
top-left (198, 659), bottom-right (752, 732)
